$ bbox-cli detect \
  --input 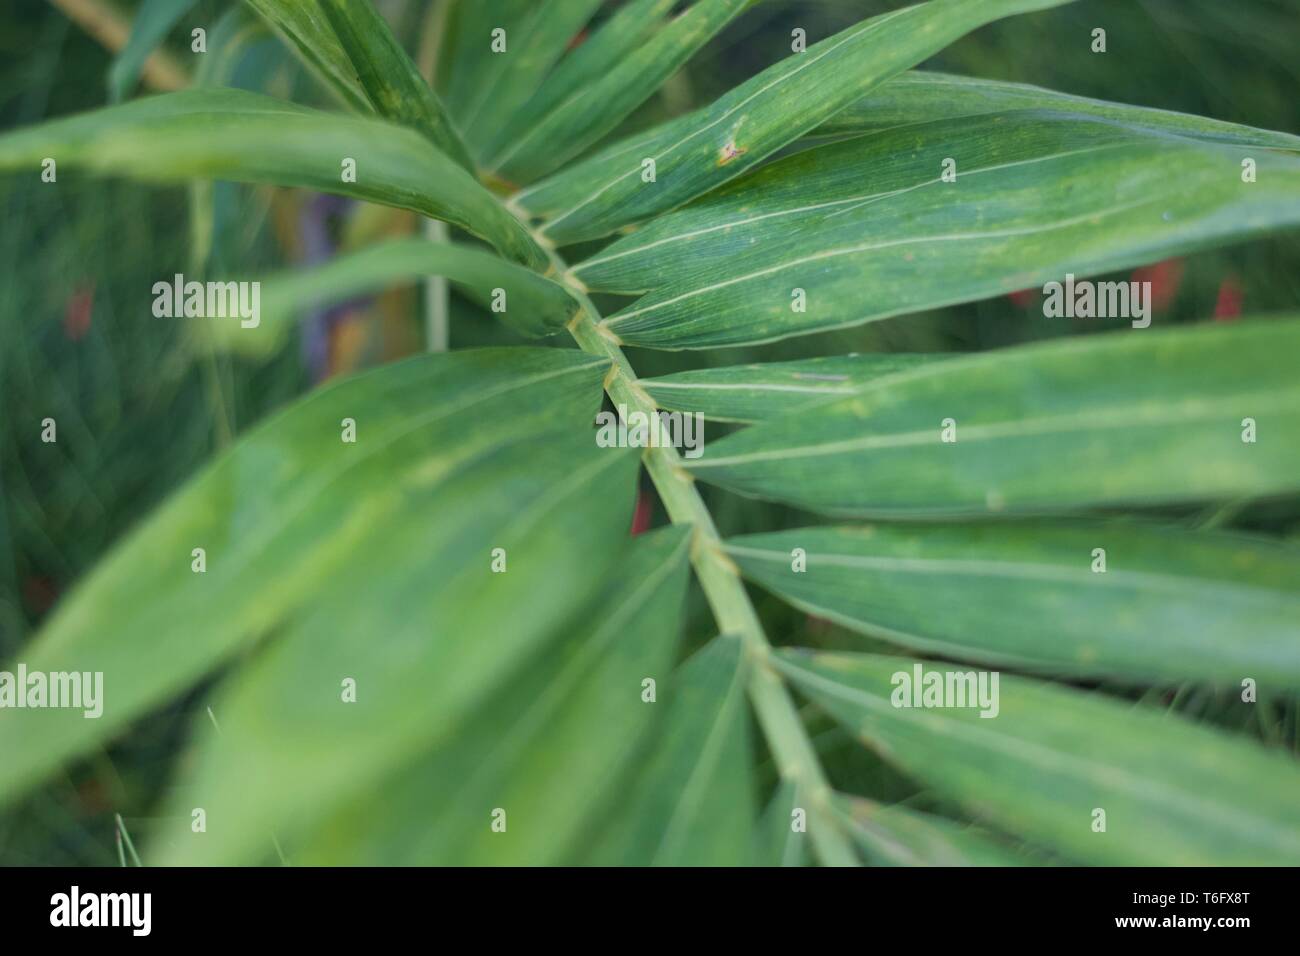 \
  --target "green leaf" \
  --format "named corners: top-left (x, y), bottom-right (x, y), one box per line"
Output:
top-left (833, 795), bottom-right (1025, 866)
top-left (192, 8), bottom-right (272, 89)
top-left (481, 0), bottom-right (678, 176)
top-left (777, 651), bottom-right (1300, 865)
top-left (581, 89), bottom-right (1299, 296)
top-left (509, 109), bottom-right (691, 229)
top-left (751, 781), bottom-right (809, 866)
top-left (202, 238), bottom-right (580, 357)
top-left (457, 0), bottom-right (605, 157)
top-left (243, 0), bottom-right (371, 112)
top-left (296, 526), bottom-right (693, 865)
top-left (0, 348), bottom-right (613, 807)
top-left (587, 635), bottom-right (756, 865)
top-left (688, 318), bottom-right (1300, 517)
top-left (820, 70), bottom-right (1300, 151)
top-left (727, 522), bottom-right (1300, 684)
top-left (440, 0), bottom-right (537, 117)
top-left (317, 0), bottom-right (474, 171)
top-left (152, 427), bottom-right (640, 865)
top-left (0, 88), bottom-right (548, 270)
top-left (494, 0), bottom-right (753, 184)
top-left (108, 0), bottom-right (198, 103)
top-left (644, 354), bottom-right (945, 423)
top-left (588, 114), bottom-right (1300, 347)
top-left (524, 0), bottom-right (1078, 244)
